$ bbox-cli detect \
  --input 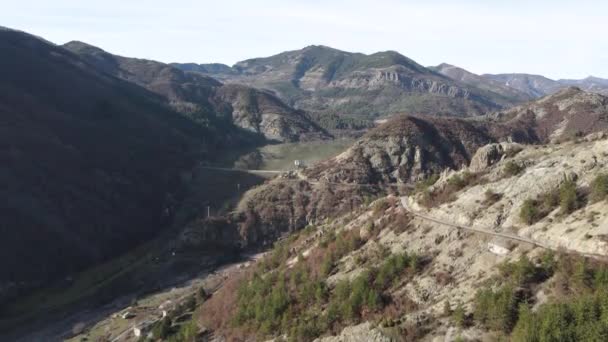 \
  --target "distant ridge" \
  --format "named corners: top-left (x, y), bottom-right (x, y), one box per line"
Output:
top-left (173, 46), bottom-right (528, 127)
